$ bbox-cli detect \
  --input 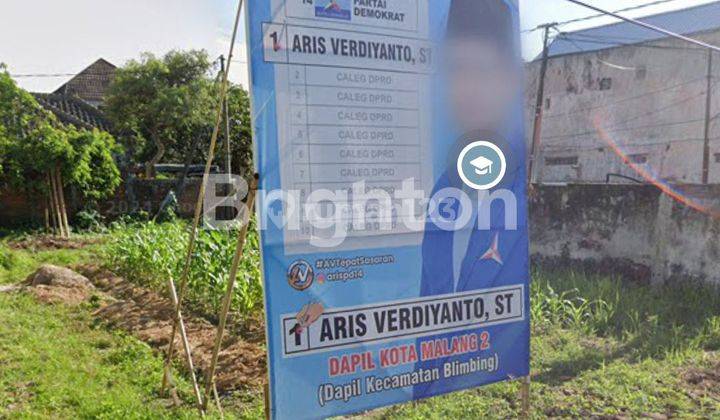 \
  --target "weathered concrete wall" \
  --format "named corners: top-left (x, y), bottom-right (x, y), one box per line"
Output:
top-left (531, 184), bottom-right (720, 286)
top-left (525, 29), bottom-right (720, 184)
